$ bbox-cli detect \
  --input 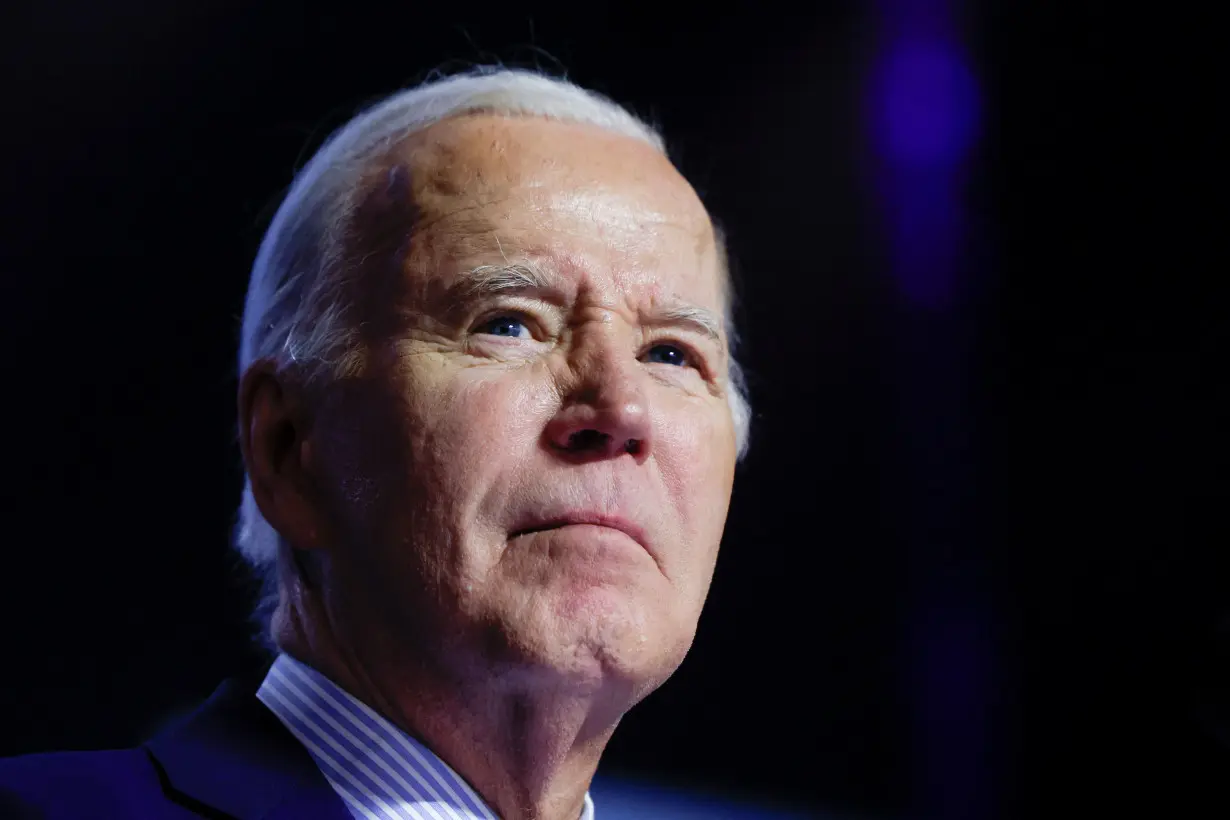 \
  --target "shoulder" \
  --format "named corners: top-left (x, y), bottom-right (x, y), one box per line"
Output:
top-left (0, 748), bottom-right (172, 819)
